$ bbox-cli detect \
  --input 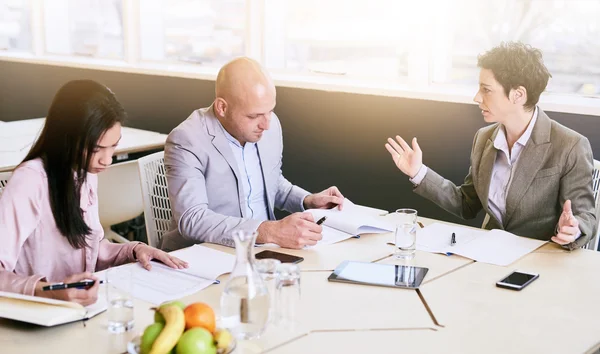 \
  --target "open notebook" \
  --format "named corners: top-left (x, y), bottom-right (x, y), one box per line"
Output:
top-left (0, 290), bottom-right (107, 327)
top-left (307, 199), bottom-right (393, 247)
top-left (417, 223), bottom-right (547, 266)
top-left (104, 245), bottom-right (235, 305)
